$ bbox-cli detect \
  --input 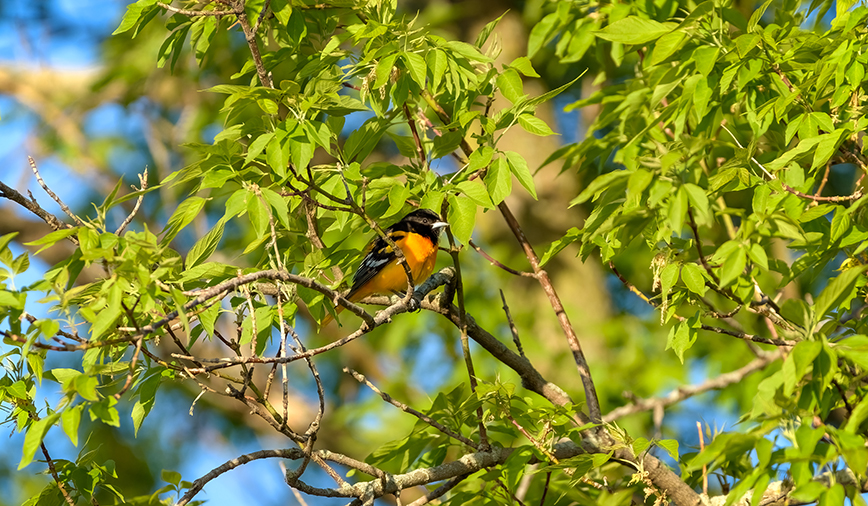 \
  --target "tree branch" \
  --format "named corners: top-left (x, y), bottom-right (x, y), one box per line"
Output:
top-left (0, 179), bottom-right (78, 244)
top-left (603, 351), bottom-right (782, 422)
